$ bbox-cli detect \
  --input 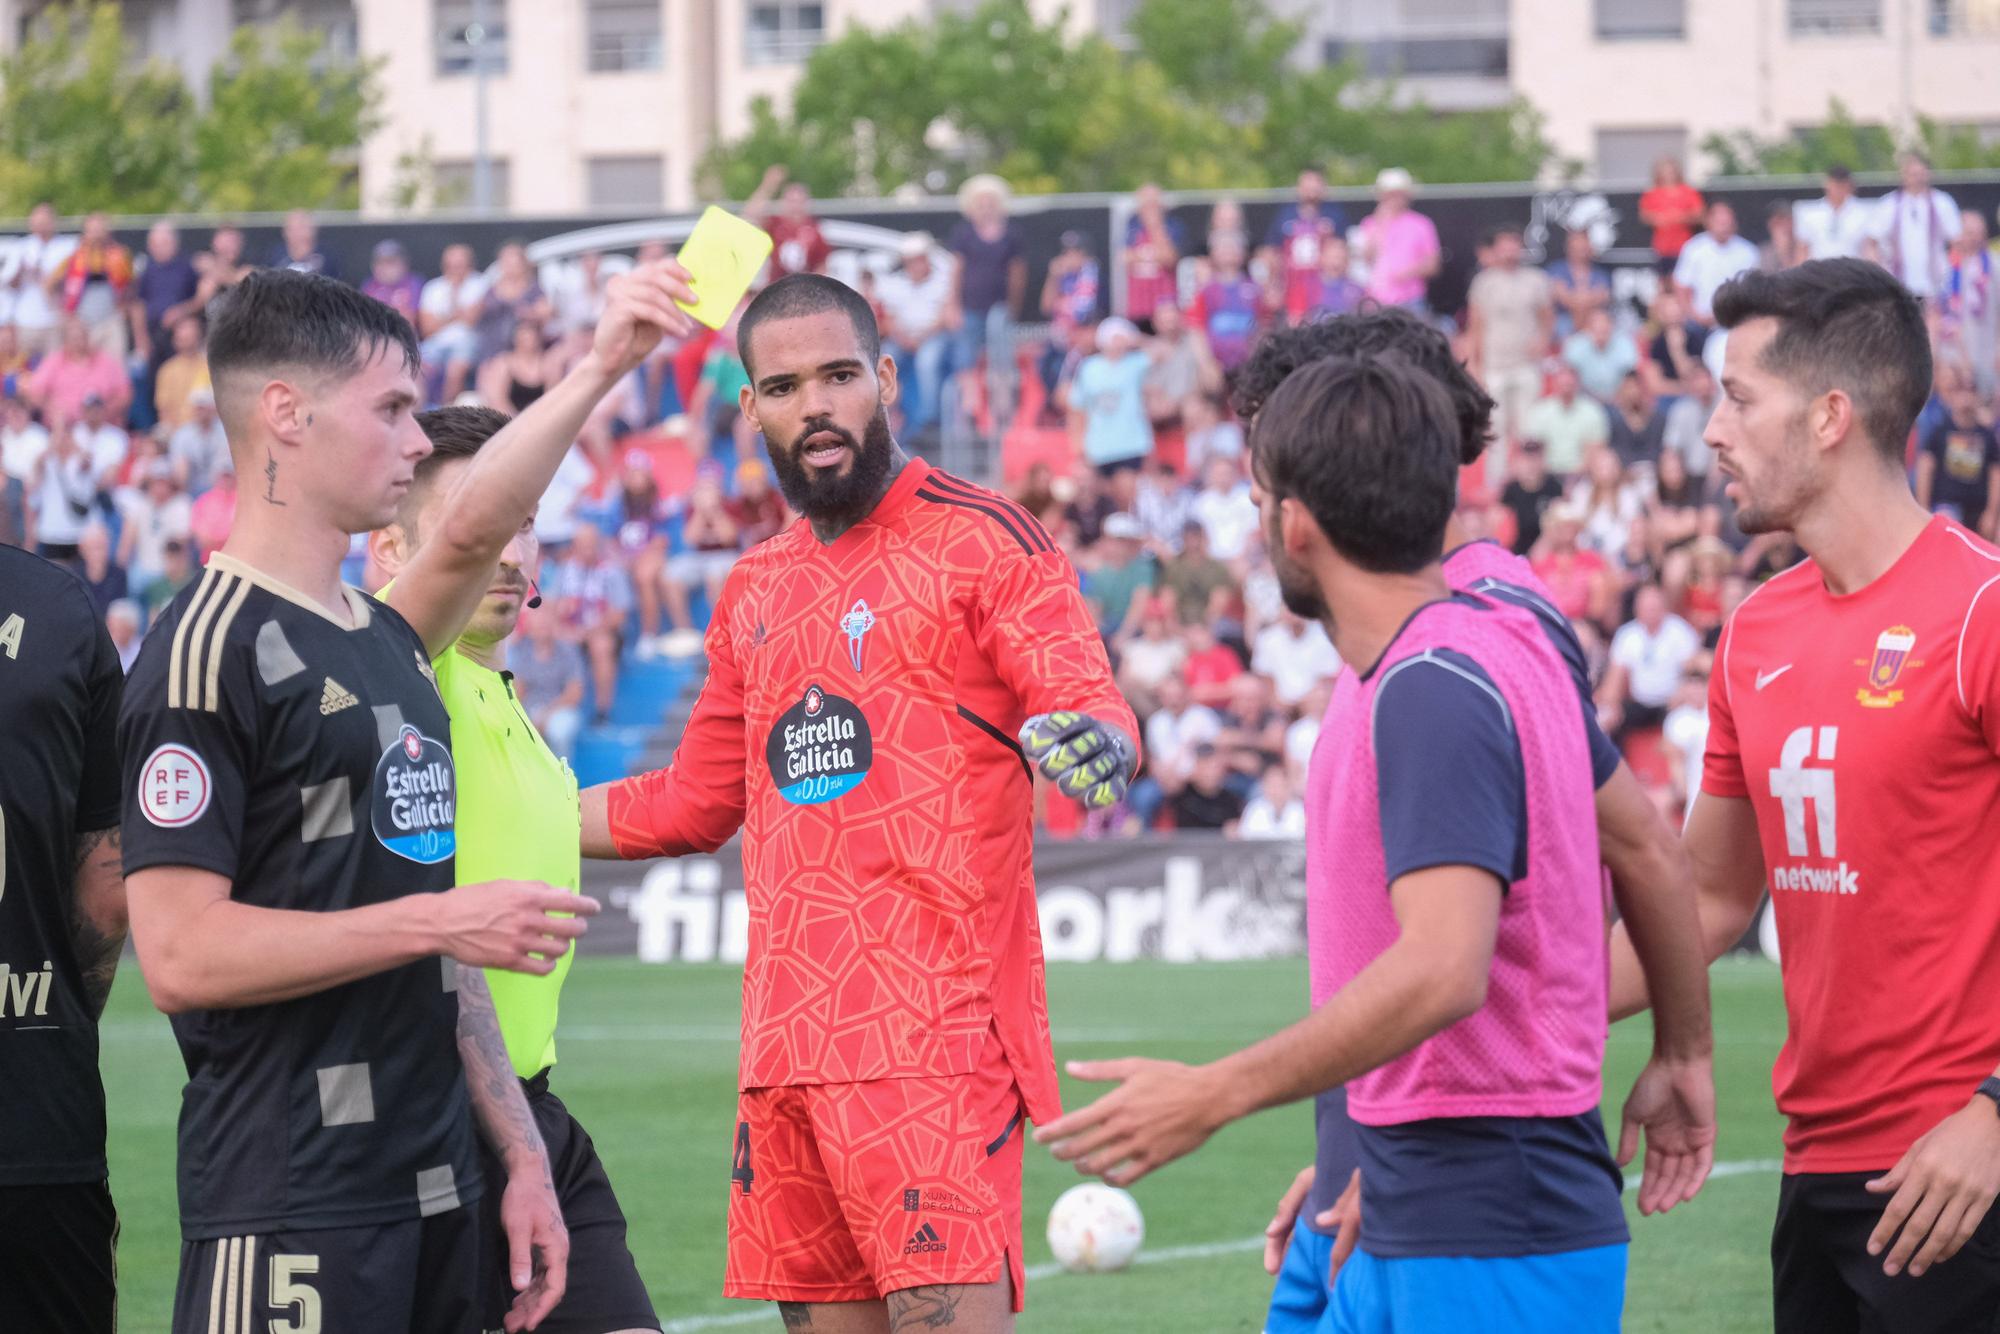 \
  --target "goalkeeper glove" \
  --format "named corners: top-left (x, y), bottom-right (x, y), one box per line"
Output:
top-left (1019, 711), bottom-right (1134, 810)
